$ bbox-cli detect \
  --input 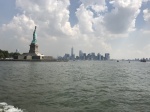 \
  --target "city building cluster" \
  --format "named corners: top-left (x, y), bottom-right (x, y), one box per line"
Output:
top-left (58, 47), bottom-right (110, 61)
